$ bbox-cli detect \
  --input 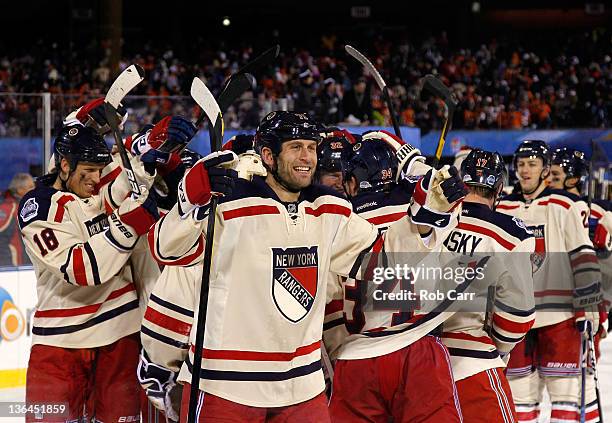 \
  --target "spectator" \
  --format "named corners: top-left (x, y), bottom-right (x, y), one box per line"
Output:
top-left (0, 172), bottom-right (34, 266)
top-left (342, 76), bottom-right (372, 124)
top-left (315, 77), bottom-right (343, 124)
